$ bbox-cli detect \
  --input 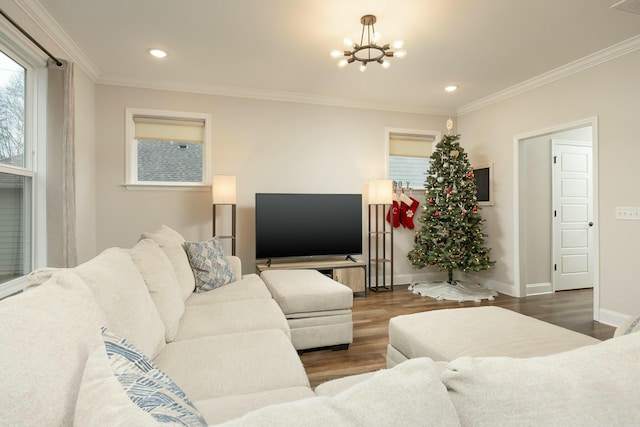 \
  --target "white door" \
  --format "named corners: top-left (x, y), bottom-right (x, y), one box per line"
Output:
top-left (552, 140), bottom-right (594, 291)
